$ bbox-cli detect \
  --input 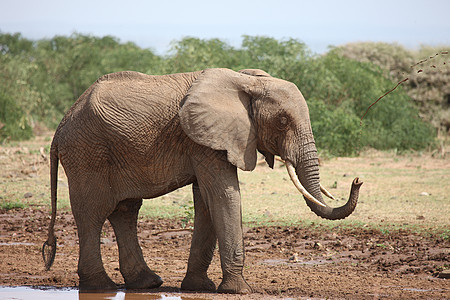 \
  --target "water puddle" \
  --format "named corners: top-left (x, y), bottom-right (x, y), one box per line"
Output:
top-left (0, 286), bottom-right (203, 300)
top-left (0, 242), bottom-right (35, 246)
top-left (261, 258), bottom-right (329, 266)
top-left (401, 288), bottom-right (433, 292)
